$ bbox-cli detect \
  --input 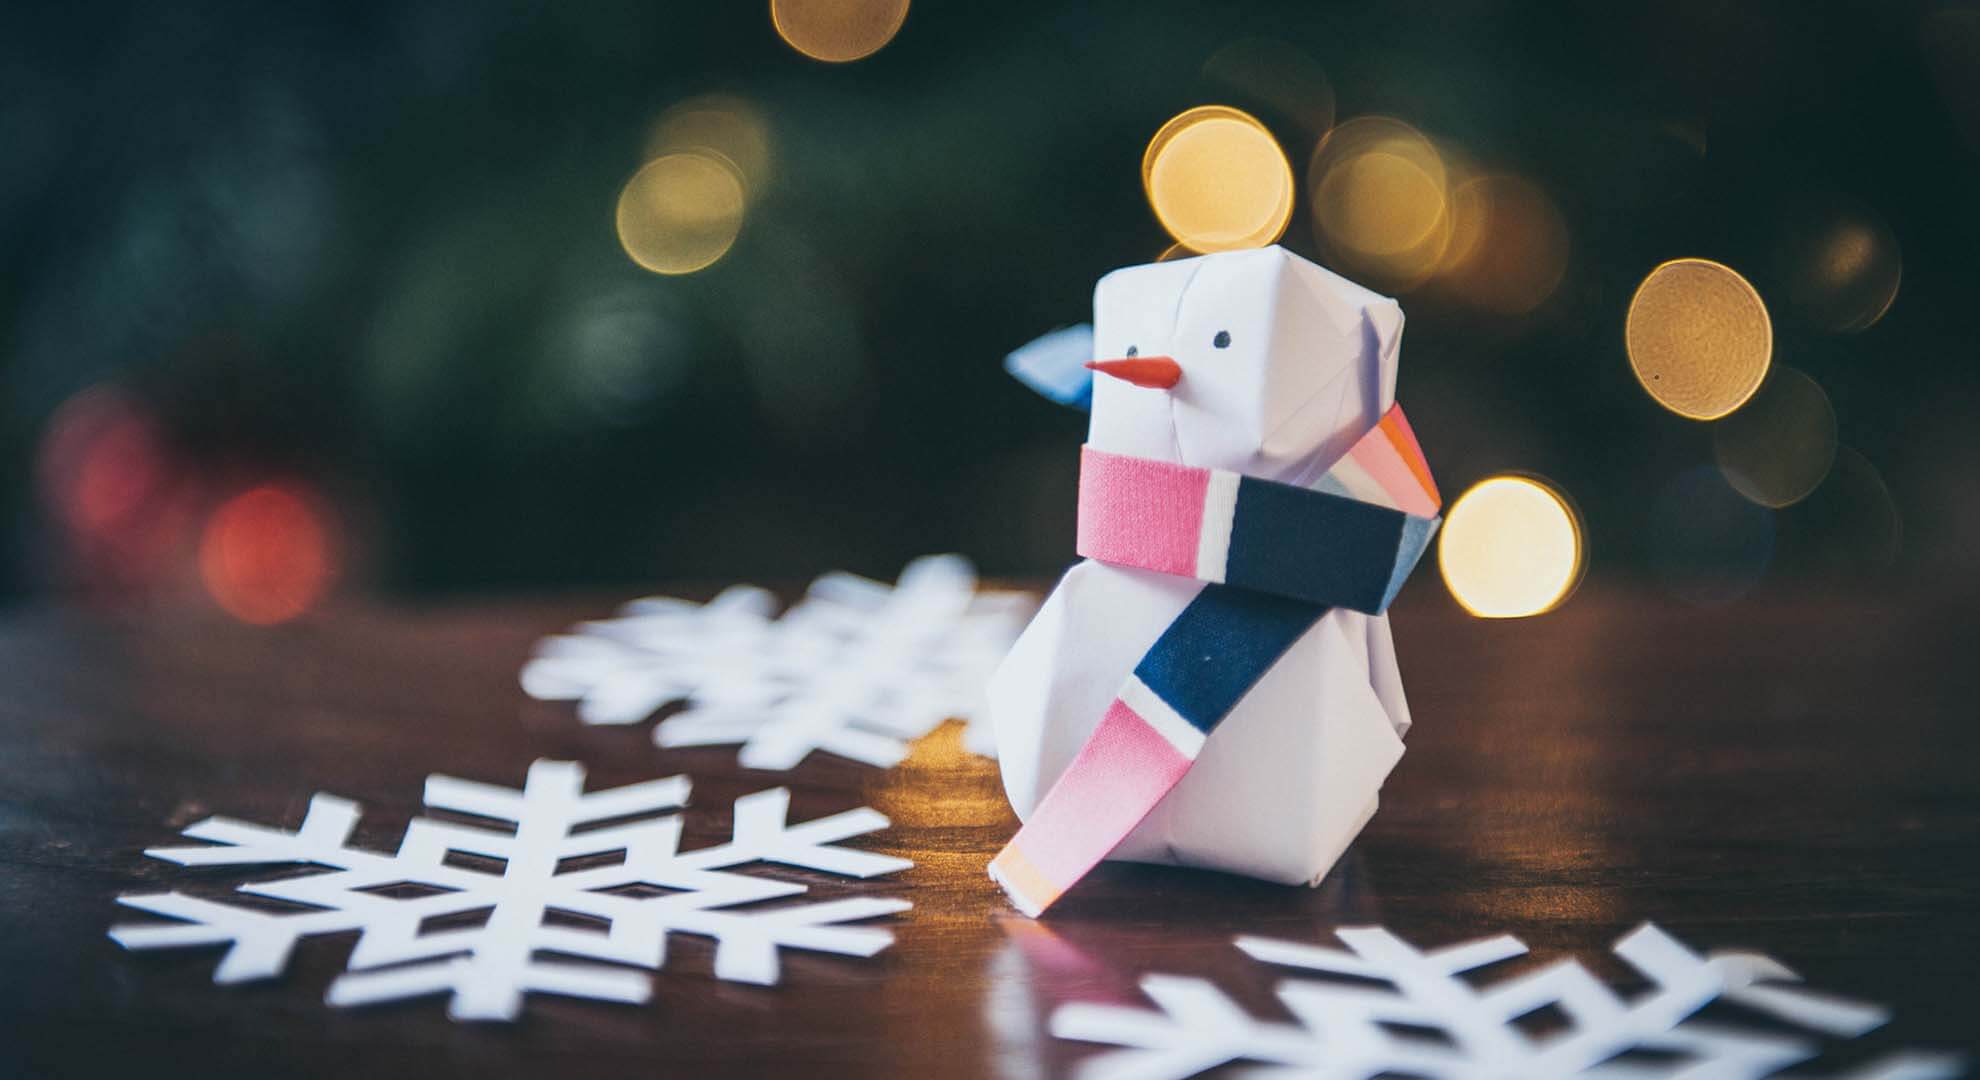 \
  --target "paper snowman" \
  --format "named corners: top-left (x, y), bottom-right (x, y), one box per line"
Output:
top-left (991, 245), bottom-right (1432, 895)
